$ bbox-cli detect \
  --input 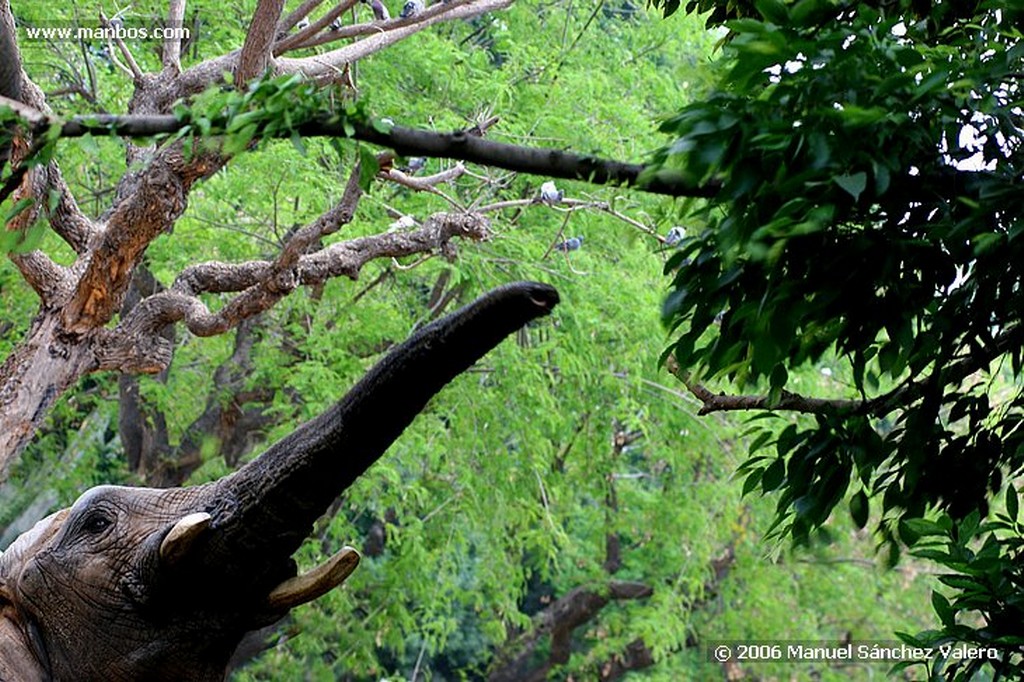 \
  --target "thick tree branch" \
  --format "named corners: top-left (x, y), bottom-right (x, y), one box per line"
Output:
top-left (0, 0), bottom-right (21, 174)
top-left (17, 111), bottom-right (713, 198)
top-left (60, 144), bottom-right (226, 334)
top-left (8, 251), bottom-right (71, 304)
top-left (45, 168), bottom-right (96, 254)
top-left (237, 0), bottom-right (286, 84)
top-left (488, 580), bottom-right (652, 682)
